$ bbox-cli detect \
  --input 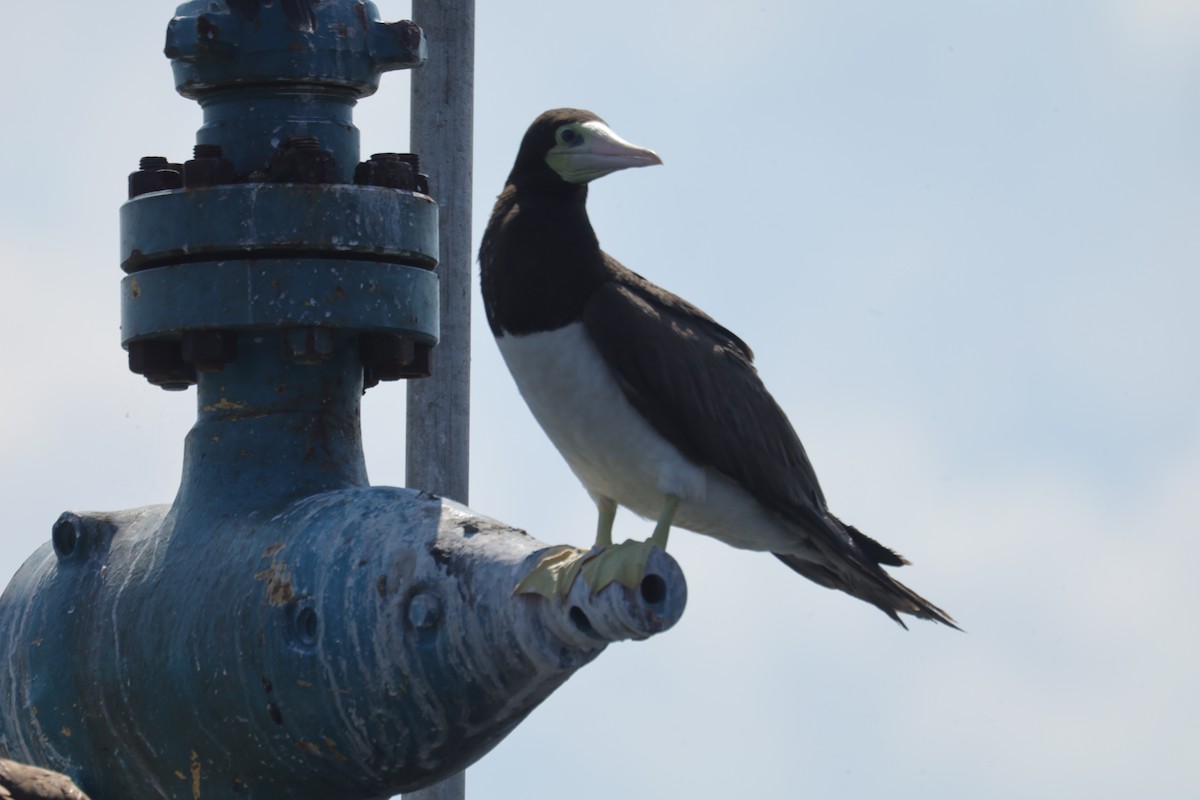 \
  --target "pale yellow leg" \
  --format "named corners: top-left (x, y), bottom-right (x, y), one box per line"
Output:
top-left (651, 494), bottom-right (679, 548)
top-left (595, 496), bottom-right (617, 548)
